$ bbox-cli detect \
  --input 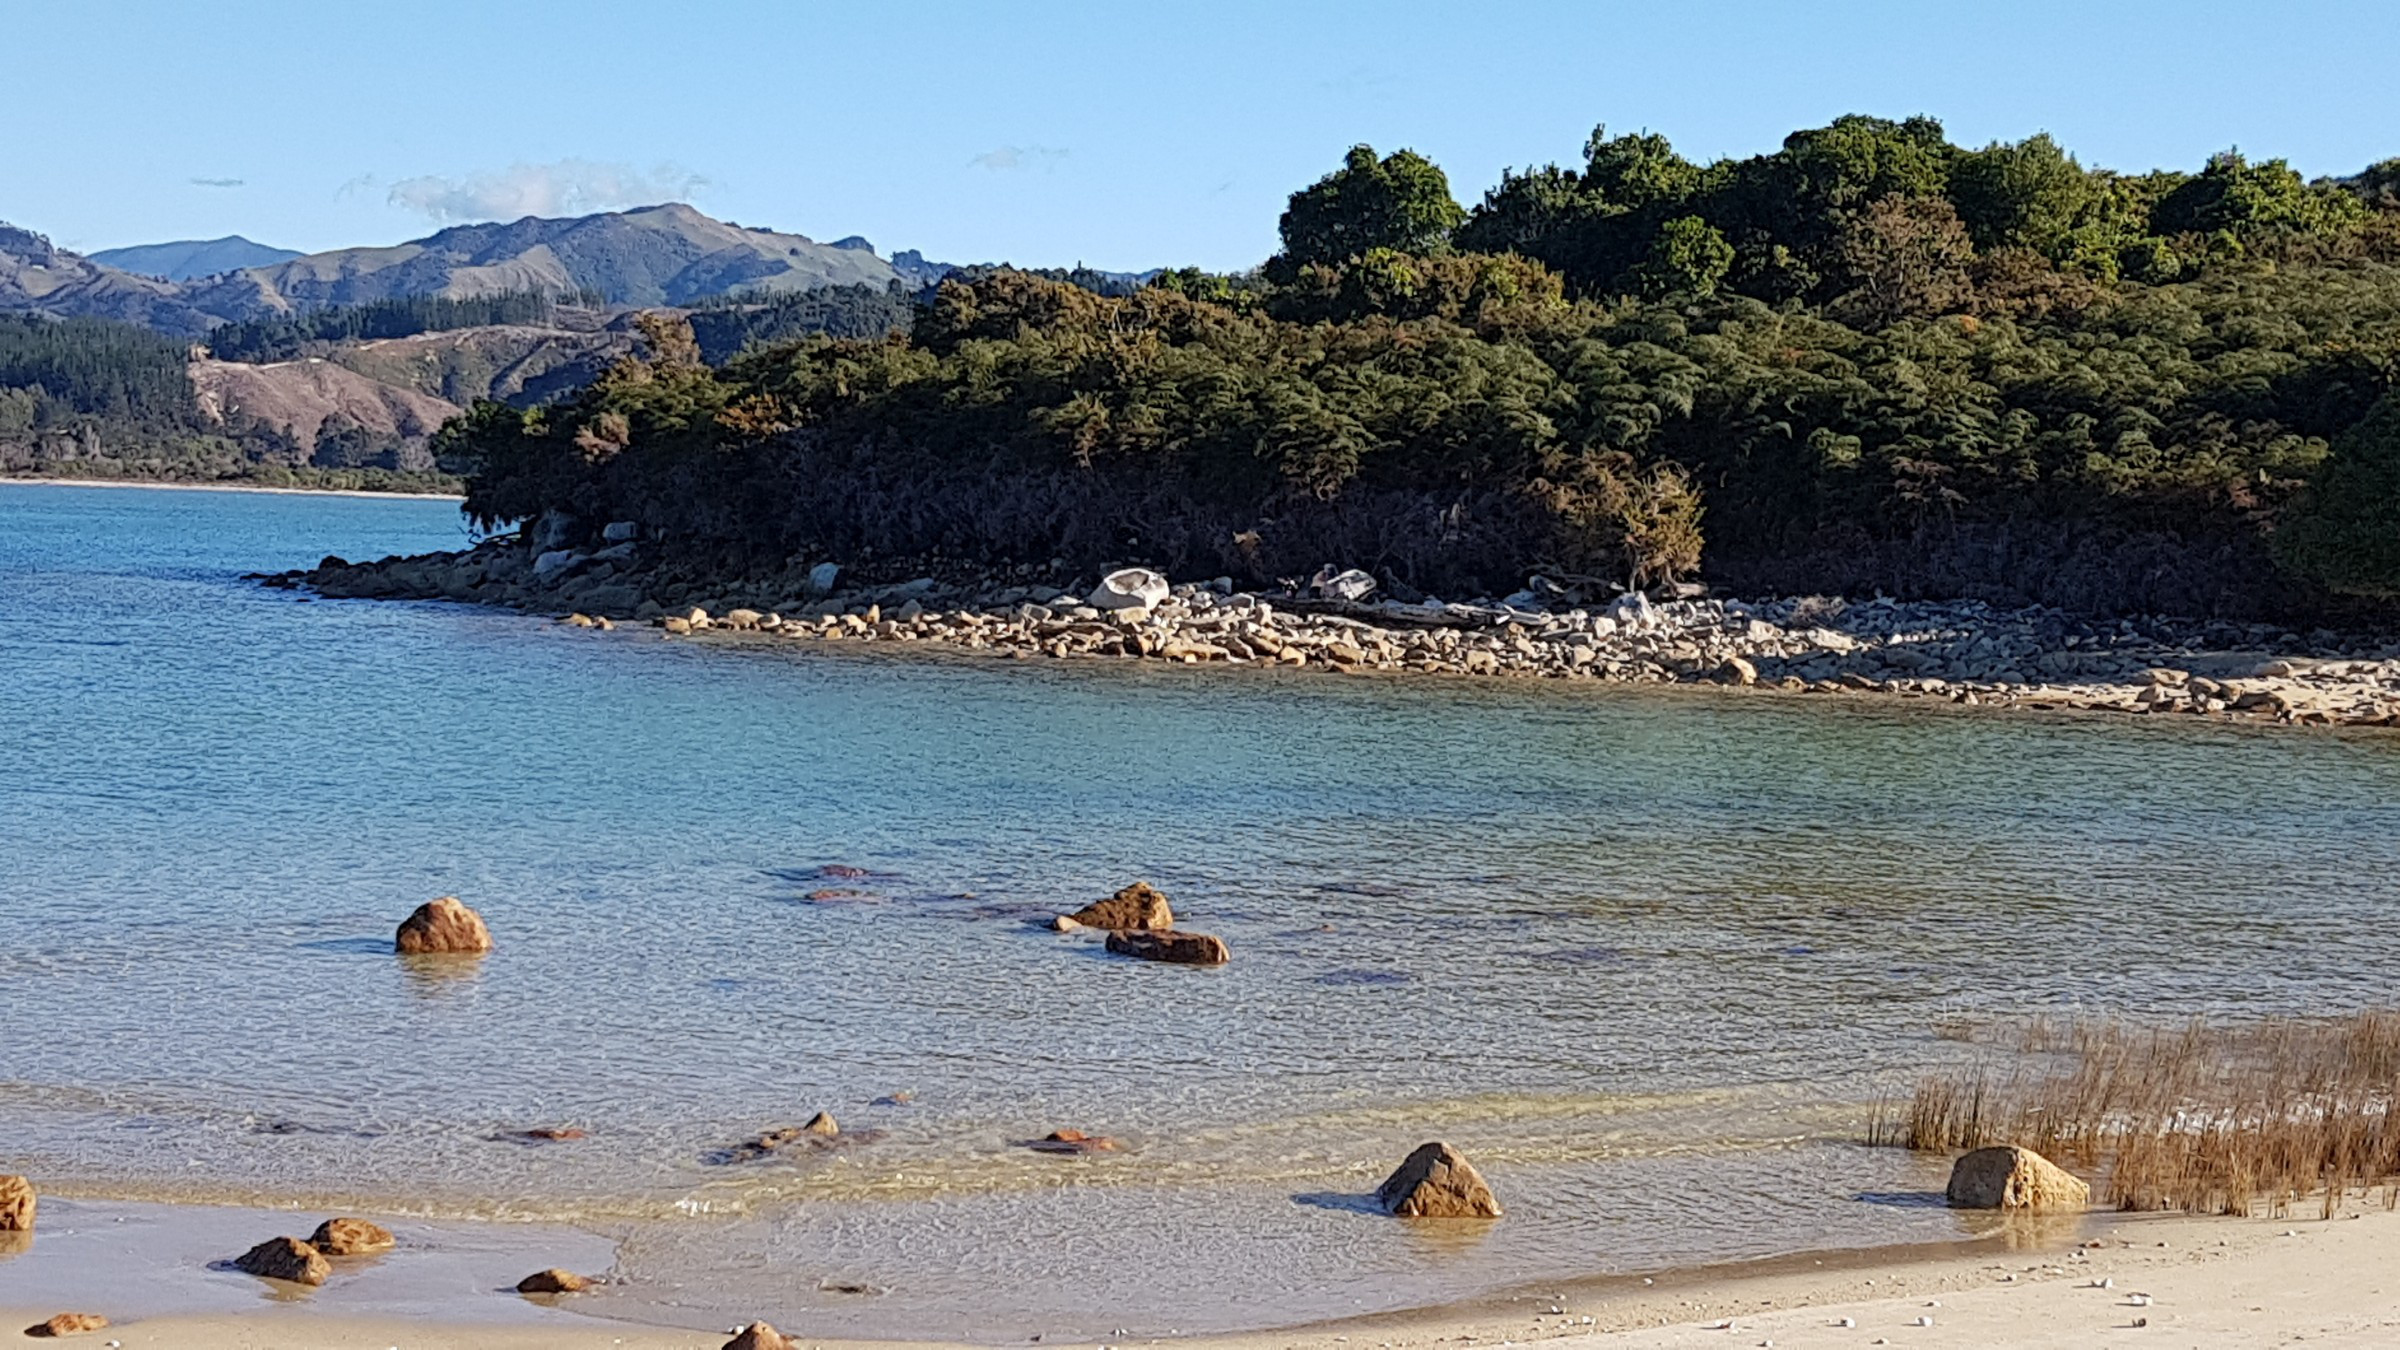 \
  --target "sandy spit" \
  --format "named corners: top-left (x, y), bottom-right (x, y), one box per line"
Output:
top-left (0, 474), bottom-right (463, 501)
